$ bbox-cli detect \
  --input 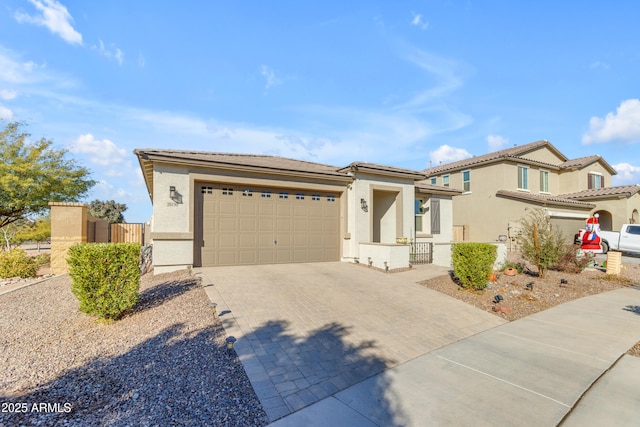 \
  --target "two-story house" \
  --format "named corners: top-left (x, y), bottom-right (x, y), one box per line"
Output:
top-left (423, 140), bottom-right (640, 246)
